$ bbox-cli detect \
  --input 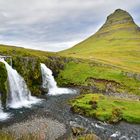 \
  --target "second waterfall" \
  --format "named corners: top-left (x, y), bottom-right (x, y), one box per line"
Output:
top-left (40, 63), bottom-right (76, 95)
